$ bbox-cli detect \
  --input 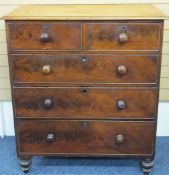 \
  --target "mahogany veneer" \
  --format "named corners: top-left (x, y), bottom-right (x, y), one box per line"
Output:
top-left (3, 4), bottom-right (165, 174)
